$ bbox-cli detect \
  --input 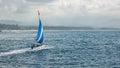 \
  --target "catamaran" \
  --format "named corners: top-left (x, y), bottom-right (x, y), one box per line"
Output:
top-left (31, 10), bottom-right (44, 49)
